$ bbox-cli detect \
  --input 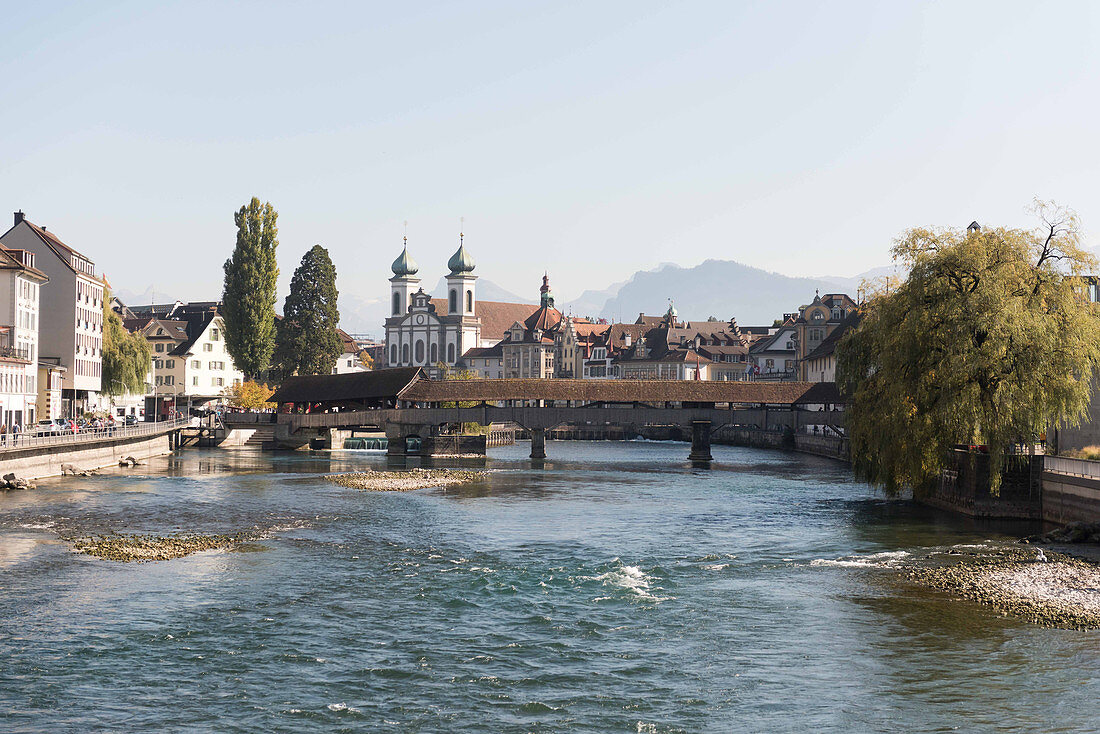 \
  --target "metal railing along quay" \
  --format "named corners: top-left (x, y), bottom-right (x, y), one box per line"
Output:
top-left (1044, 455), bottom-right (1100, 479)
top-left (0, 418), bottom-right (192, 453)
